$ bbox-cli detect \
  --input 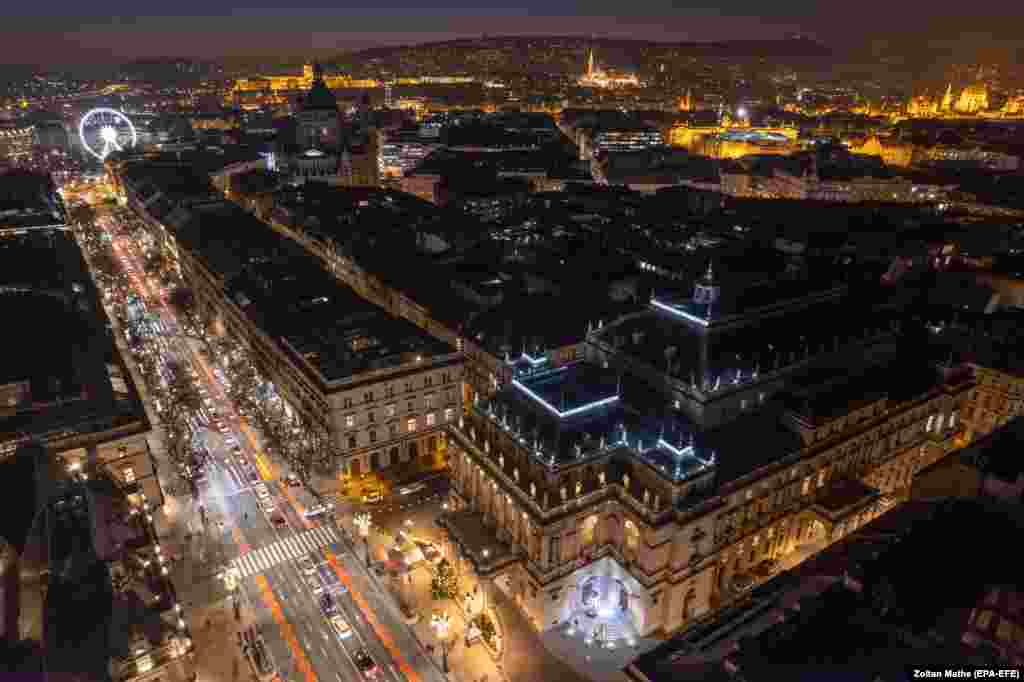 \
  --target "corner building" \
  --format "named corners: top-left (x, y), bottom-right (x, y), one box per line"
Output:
top-left (145, 196), bottom-right (463, 478)
top-left (446, 267), bottom-right (970, 640)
